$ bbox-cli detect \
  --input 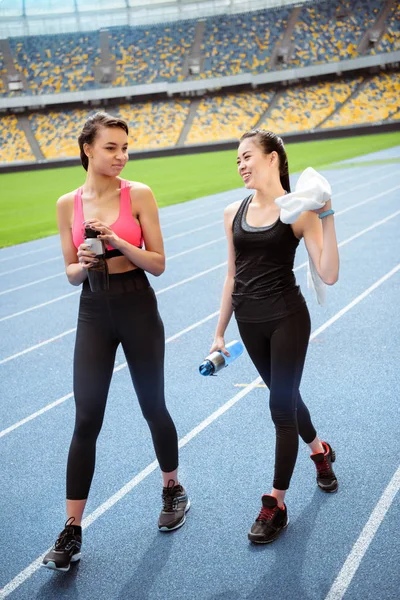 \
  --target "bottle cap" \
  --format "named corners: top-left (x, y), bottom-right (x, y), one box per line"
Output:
top-left (84, 227), bottom-right (99, 239)
top-left (199, 360), bottom-right (215, 376)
